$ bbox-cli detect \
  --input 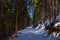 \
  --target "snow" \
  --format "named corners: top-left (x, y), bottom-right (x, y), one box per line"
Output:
top-left (54, 22), bottom-right (60, 27)
top-left (56, 14), bottom-right (60, 20)
top-left (45, 19), bottom-right (51, 26)
top-left (35, 24), bottom-right (41, 30)
top-left (14, 15), bottom-right (60, 40)
top-left (14, 24), bottom-right (60, 40)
